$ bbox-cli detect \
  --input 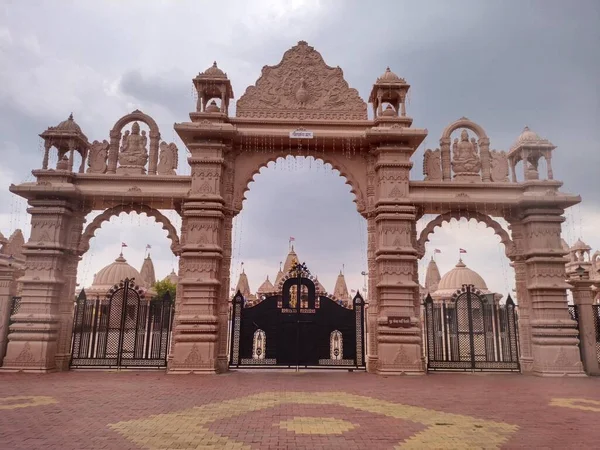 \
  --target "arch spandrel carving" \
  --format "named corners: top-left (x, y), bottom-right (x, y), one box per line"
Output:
top-left (231, 151), bottom-right (367, 215)
top-left (236, 41), bottom-right (367, 121)
top-left (78, 204), bottom-right (181, 256)
top-left (416, 211), bottom-right (516, 259)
